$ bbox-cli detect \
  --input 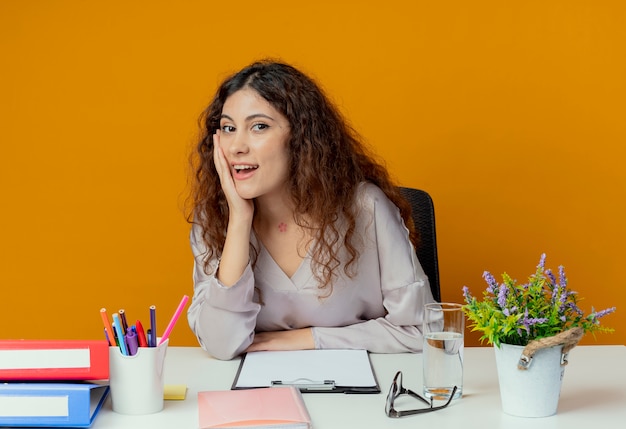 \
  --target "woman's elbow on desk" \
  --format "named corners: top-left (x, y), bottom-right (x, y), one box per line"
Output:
top-left (187, 310), bottom-right (253, 360)
top-left (196, 333), bottom-right (252, 361)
